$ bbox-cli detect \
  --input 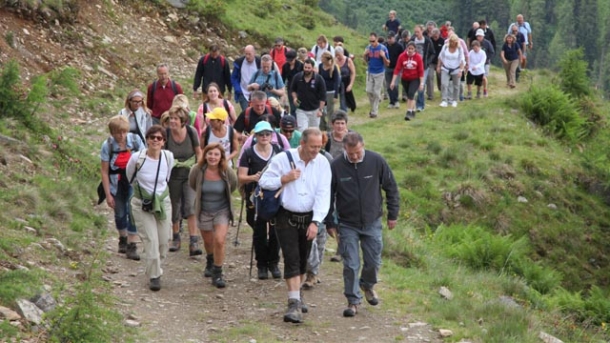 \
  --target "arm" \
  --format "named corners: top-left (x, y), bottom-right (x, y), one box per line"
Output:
top-left (230, 61), bottom-right (242, 100)
top-left (188, 164), bottom-right (199, 191)
top-left (146, 84), bottom-right (153, 111)
top-left (237, 166), bottom-right (258, 184)
top-left (227, 101), bottom-right (237, 124)
top-left (193, 57), bottom-right (204, 93)
top-left (228, 128), bottom-right (239, 161)
top-left (100, 160), bottom-right (113, 208)
top-left (347, 59), bottom-right (356, 92)
top-left (381, 47), bottom-right (390, 67)
top-left (380, 159), bottom-right (400, 229)
top-left (227, 167), bottom-right (238, 193)
top-left (224, 60), bottom-right (232, 94)
top-left (332, 67), bottom-right (341, 98)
